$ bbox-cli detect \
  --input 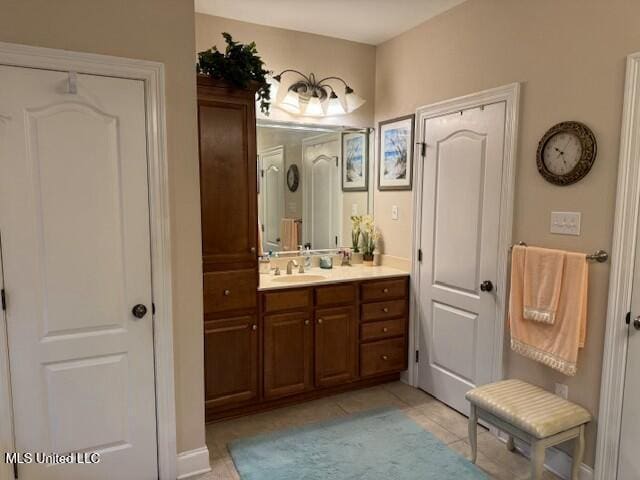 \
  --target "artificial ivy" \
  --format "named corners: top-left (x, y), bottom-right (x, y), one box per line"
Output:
top-left (196, 33), bottom-right (271, 114)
